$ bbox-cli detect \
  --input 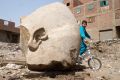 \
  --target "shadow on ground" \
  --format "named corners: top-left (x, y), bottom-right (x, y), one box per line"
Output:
top-left (23, 65), bottom-right (86, 78)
